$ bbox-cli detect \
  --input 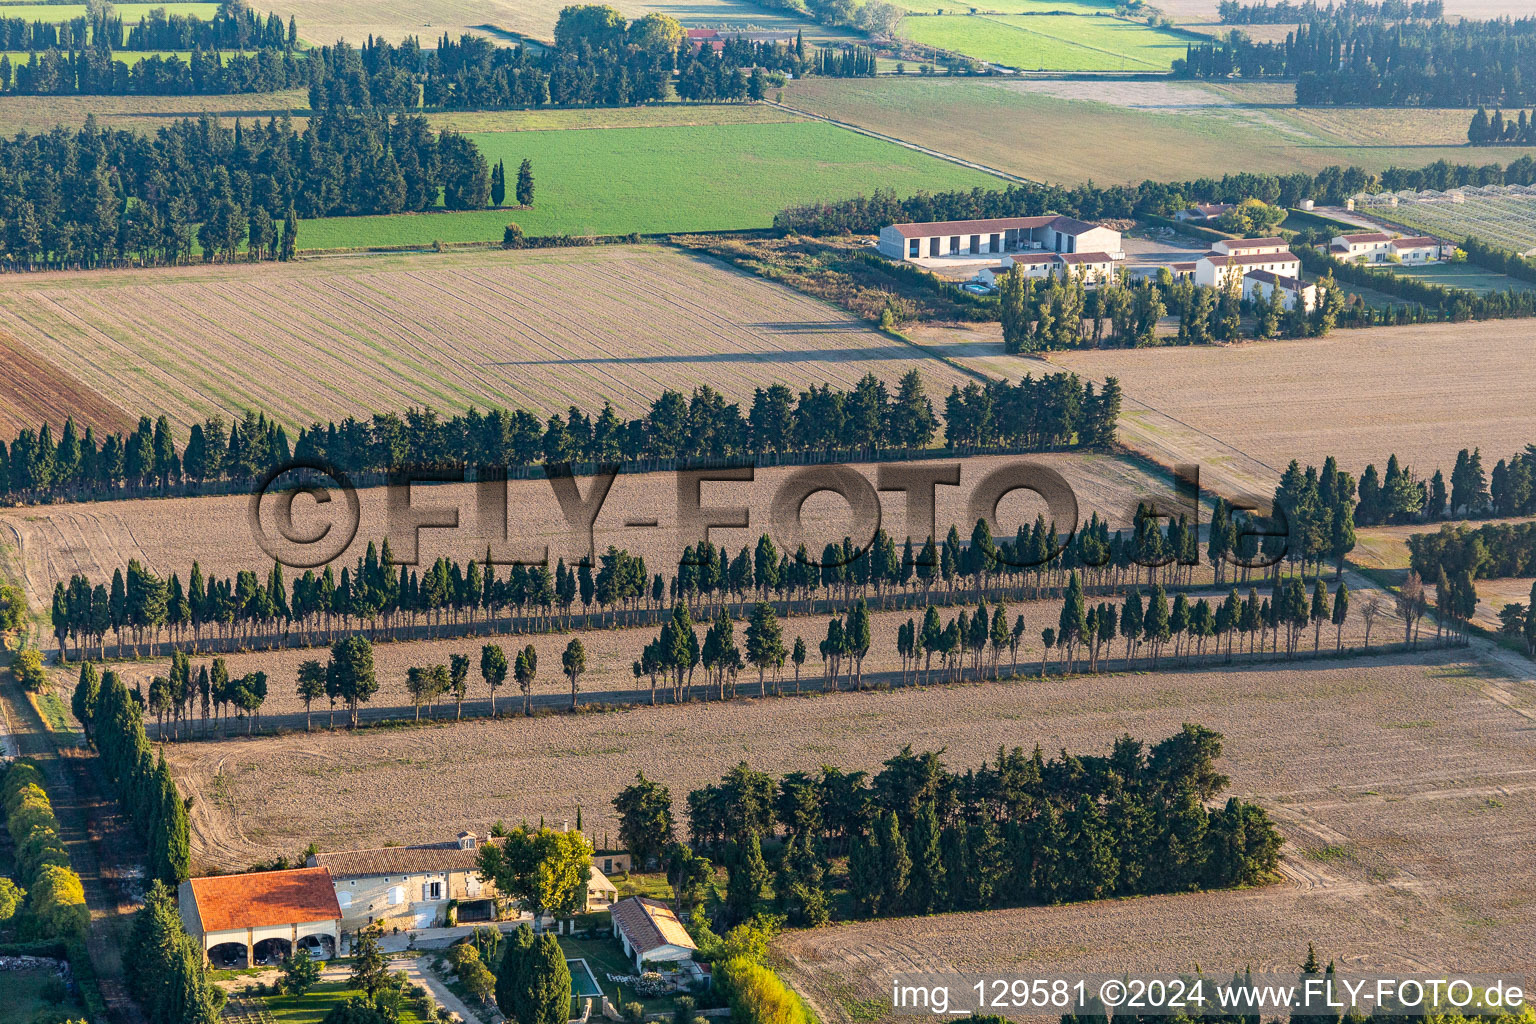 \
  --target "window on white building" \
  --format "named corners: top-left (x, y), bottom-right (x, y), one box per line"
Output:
top-left (338, 892), bottom-right (352, 908)
top-left (388, 886), bottom-right (404, 906)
